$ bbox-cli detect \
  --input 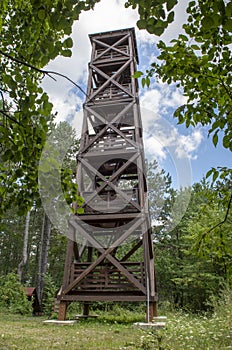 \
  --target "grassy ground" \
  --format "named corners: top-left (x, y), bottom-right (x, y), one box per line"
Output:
top-left (0, 304), bottom-right (232, 350)
top-left (0, 311), bottom-right (143, 350)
